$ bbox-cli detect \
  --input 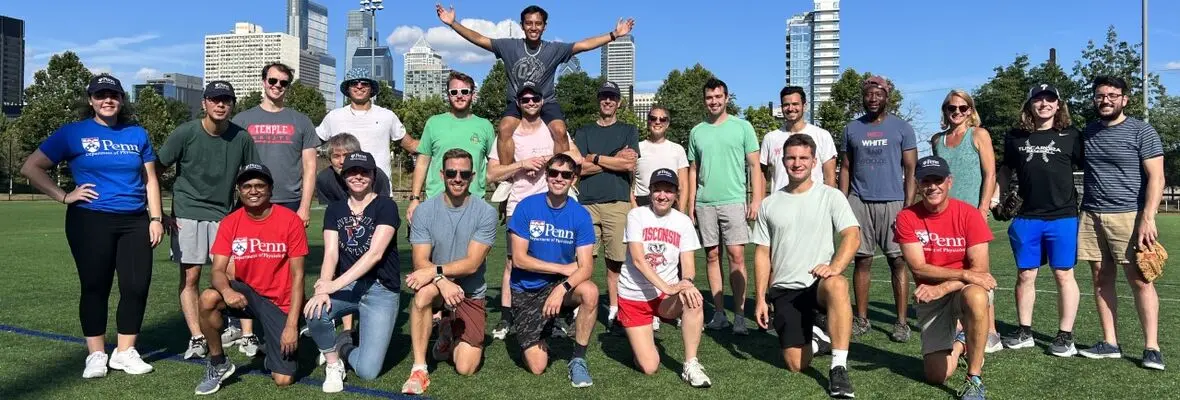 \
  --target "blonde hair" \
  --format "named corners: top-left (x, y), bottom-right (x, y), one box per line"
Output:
top-left (939, 90), bottom-right (981, 130)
